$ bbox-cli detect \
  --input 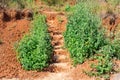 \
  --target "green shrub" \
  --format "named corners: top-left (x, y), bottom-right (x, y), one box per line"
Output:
top-left (64, 1), bottom-right (120, 78)
top-left (16, 14), bottom-right (53, 70)
top-left (92, 45), bottom-right (114, 76)
top-left (89, 42), bottom-right (120, 78)
top-left (64, 2), bottom-right (107, 65)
